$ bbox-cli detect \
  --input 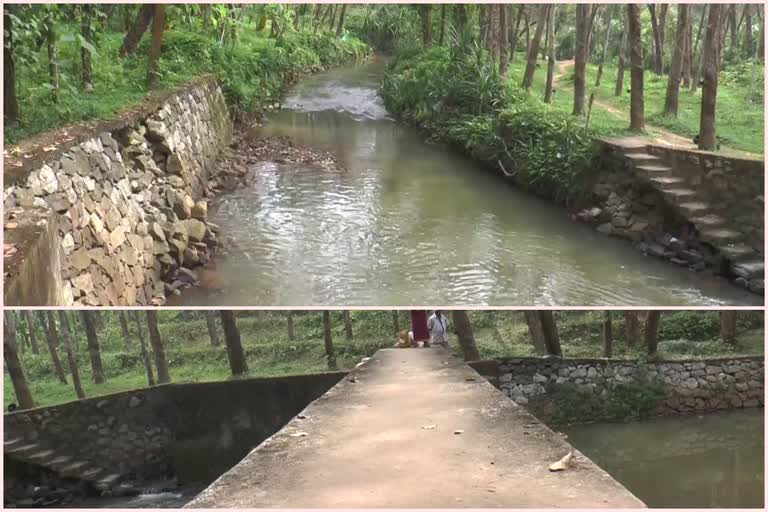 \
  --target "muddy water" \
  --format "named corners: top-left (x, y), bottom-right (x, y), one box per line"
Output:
top-left (563, 409), bottom-right (764, 508)
top-left (176, 58), bottom-right (760, 306)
